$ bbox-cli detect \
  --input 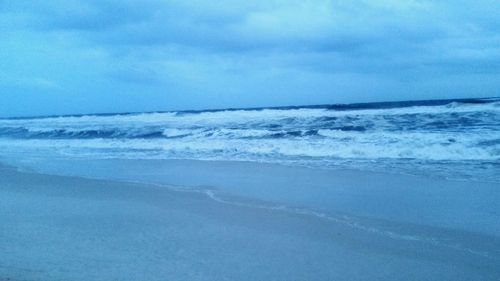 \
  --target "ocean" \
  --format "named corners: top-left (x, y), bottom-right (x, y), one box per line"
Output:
top-left (0, 97), bottom-right (499, 182)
